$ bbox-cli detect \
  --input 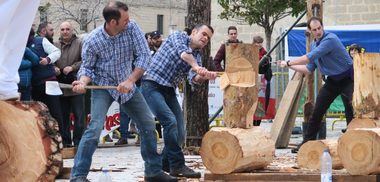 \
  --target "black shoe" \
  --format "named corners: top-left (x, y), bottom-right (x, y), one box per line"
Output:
top-left (145, 172), bottom-right (178, 182)
top-left (291, 148), bottom-right (299, 153)
top-left (342, 128), bottom-right (347, 133)
top-left (115, 138), bottom-right (128, 146)
top-left (170, 165), bottom-right (201, 178)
